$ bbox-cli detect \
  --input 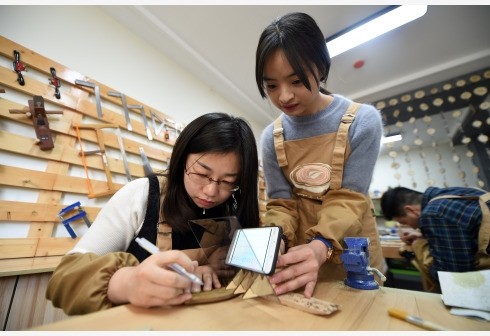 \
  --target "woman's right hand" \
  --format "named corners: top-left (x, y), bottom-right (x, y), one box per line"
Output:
top-left (107, 250), bottom-right (195, 308)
